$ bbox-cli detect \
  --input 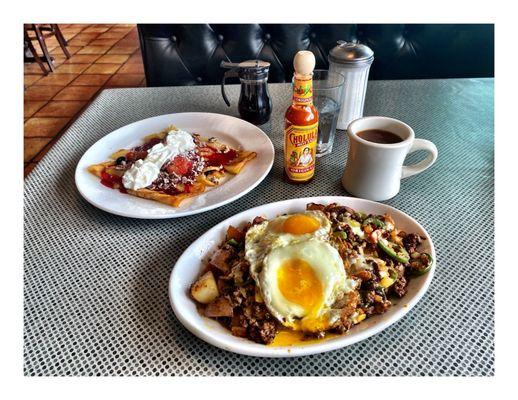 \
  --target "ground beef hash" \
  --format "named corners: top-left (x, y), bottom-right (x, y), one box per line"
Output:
top-left (190, 202), bottom-right (430, 345)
